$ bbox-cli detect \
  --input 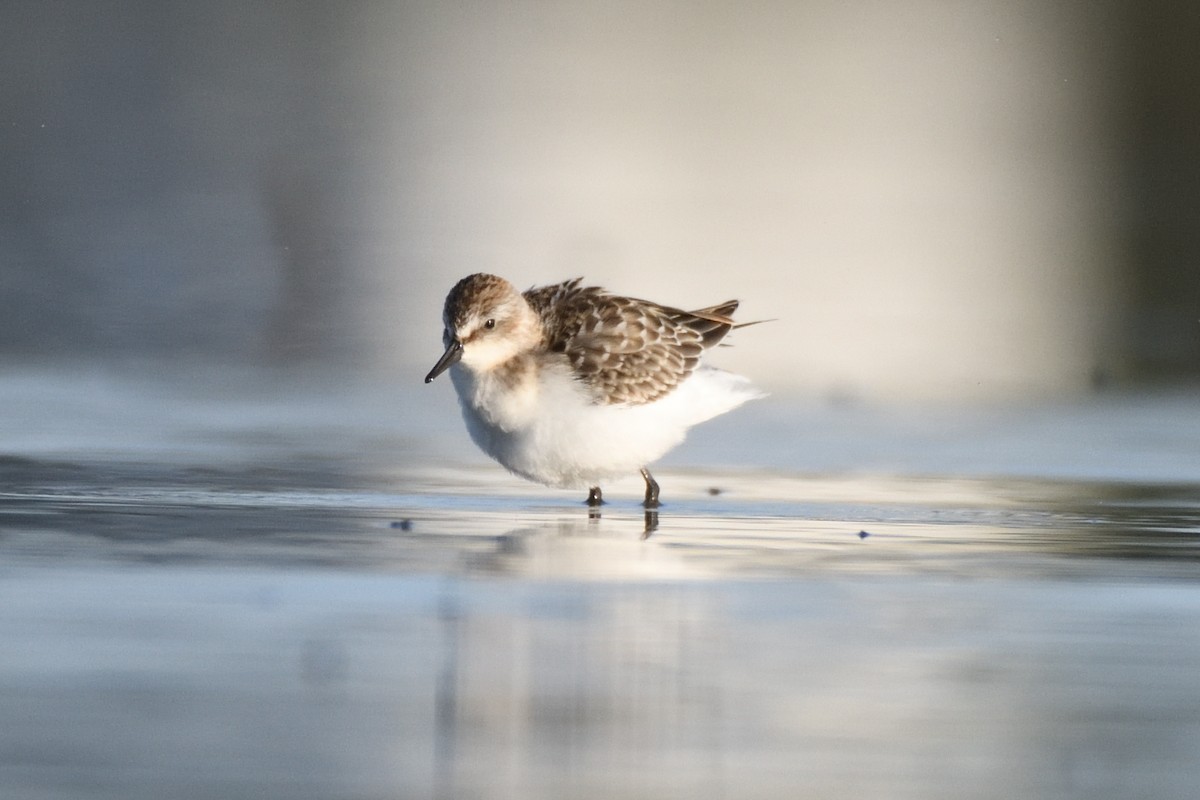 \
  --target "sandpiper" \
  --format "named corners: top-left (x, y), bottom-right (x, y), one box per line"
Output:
top-left (424, 274), bottom-right (763, 507)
